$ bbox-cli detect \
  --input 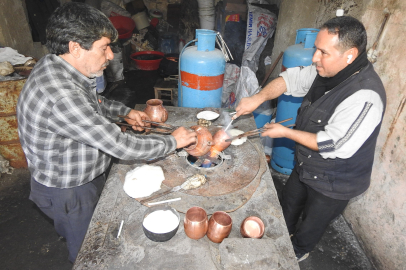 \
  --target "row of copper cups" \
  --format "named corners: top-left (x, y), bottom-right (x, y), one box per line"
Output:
top-left (184, 206), bottom-right (265, 243)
